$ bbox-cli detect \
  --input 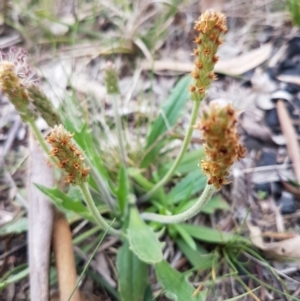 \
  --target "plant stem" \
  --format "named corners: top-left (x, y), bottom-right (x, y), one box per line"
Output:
top-left (140, 100), bottom-right (201, 202)
top-left (141, 183), bottom-right (215, 224)
top-left (79, 183), bottom-right (123, 237)
top-left (111, 94), bottom-right (127, 165)
top-left (85, 156), bottom-right (116, 210)
top-left (28, 119), bottom-right (50, 156)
